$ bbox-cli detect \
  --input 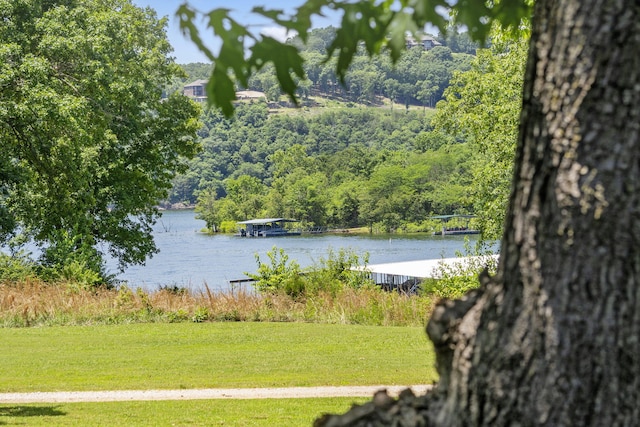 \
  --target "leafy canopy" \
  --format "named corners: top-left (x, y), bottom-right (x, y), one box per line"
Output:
top-left (434, 34), bottom-right (528, 240)
top-left (0, 0), bottom-right (201, 281)
top-left (177, 0), bottom-right (532, 115)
